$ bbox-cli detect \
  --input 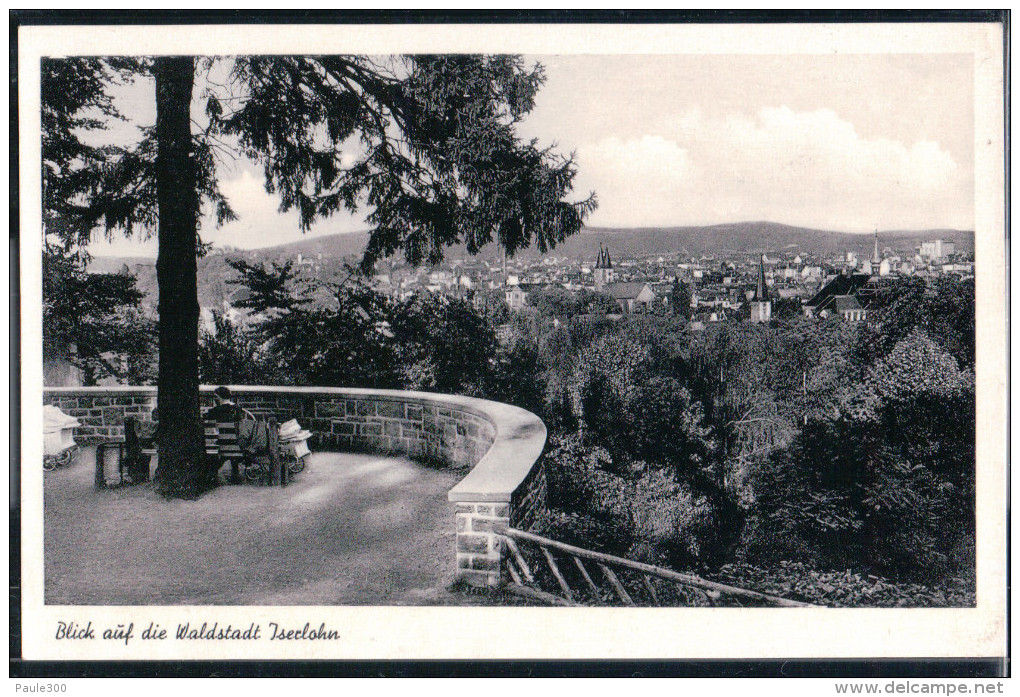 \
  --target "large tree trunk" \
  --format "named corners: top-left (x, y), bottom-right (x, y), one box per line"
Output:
top-left (152, 57), bottom-right (206, 498)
